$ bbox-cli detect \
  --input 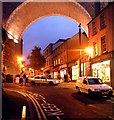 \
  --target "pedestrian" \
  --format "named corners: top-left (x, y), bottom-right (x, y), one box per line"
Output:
top-left (20, 72), bottom-right (23, 85)
top-left (64, 74), bottom-right (68, 82)
top-left (20, 77), bottom-right (23, 85)
top-left (23, 73), bottom-right (26, 86)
